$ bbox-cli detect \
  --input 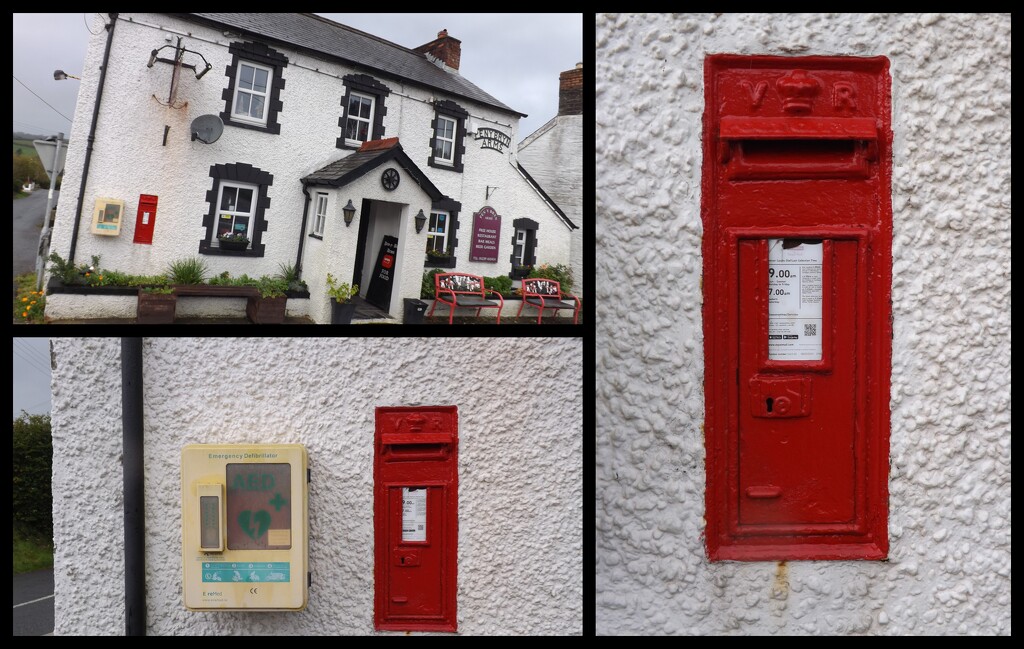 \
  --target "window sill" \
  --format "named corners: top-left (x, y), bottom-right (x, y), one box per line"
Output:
top-left (424, 256), bottom-right (456, 269)
top-left (428, 159), bottom-right (463, 173)
top-left (223, 118), bottom-right (278, 135)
